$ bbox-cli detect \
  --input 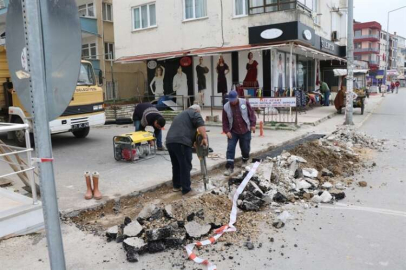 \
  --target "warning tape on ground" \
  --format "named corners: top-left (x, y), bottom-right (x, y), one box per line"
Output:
top-left (185, 162), bottom-right (260, 270)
